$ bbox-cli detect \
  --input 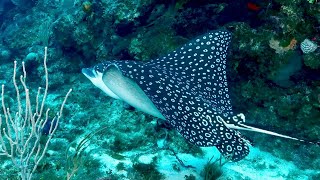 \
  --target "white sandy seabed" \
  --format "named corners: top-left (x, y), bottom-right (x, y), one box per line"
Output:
top-left (91, 142), bottom-right (320, 180)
